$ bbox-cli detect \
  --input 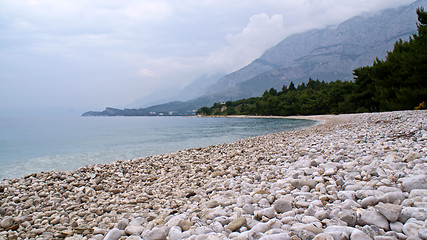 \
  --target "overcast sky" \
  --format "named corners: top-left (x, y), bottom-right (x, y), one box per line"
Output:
top-left (0, 0), bottom-right (415, 113)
